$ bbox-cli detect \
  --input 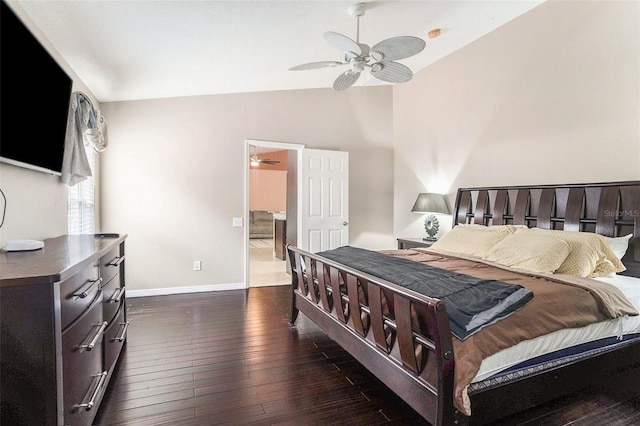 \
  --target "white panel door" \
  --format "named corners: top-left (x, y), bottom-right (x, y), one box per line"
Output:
top-left (300, 149), bottom-right (349, 252)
